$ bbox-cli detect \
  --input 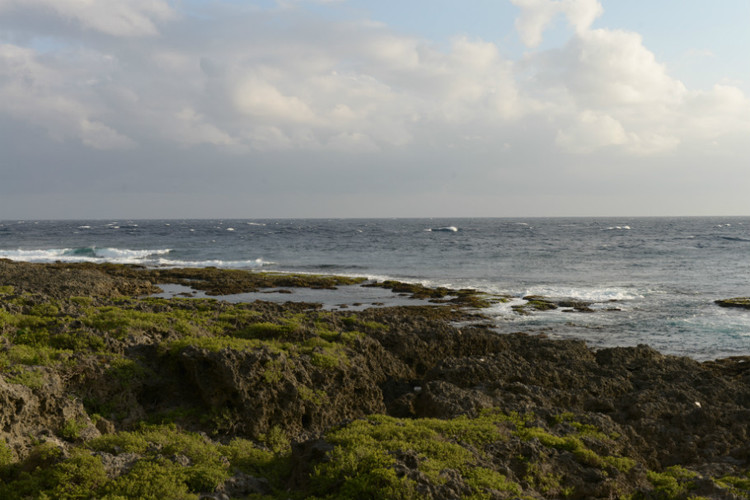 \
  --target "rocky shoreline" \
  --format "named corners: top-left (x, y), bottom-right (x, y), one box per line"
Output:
top-left (0, 259), bottom-right (749, 499)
